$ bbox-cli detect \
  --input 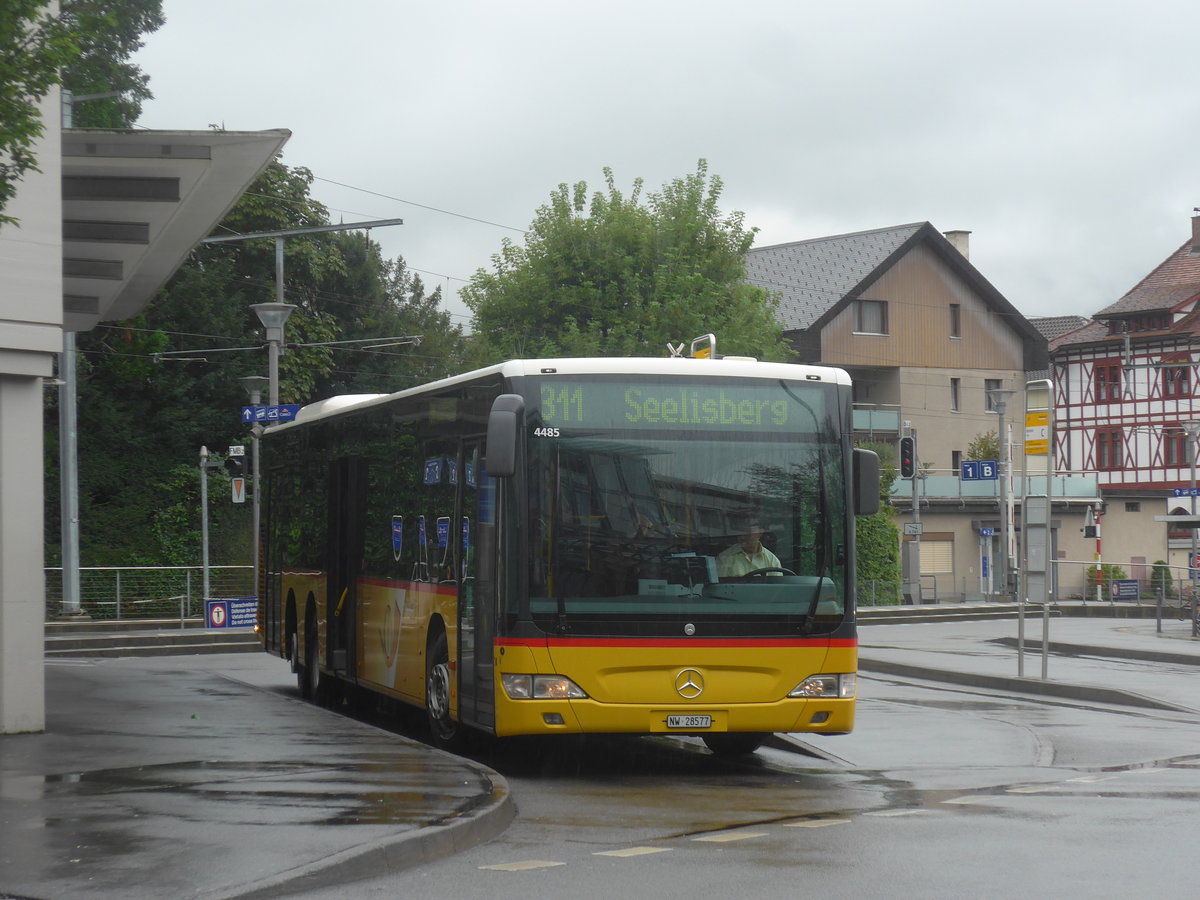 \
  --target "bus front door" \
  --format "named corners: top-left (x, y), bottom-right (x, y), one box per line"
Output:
top-left (457, 442), bottom-right (496, 732)
top-left (327, 456), bottom-right (368, 680)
